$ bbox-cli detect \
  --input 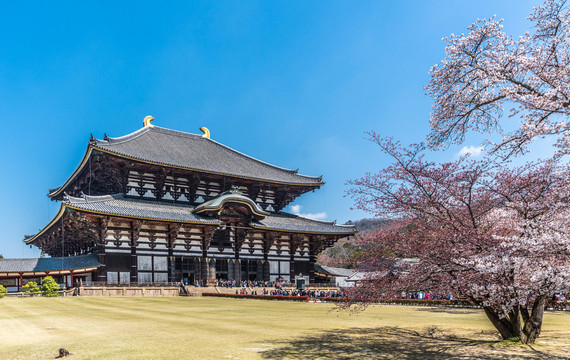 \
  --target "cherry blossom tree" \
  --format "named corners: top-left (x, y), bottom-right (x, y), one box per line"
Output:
top-left (346, 134), bottom-right (570, 344)
top-left (427, 0), bottom-right (570, 158)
